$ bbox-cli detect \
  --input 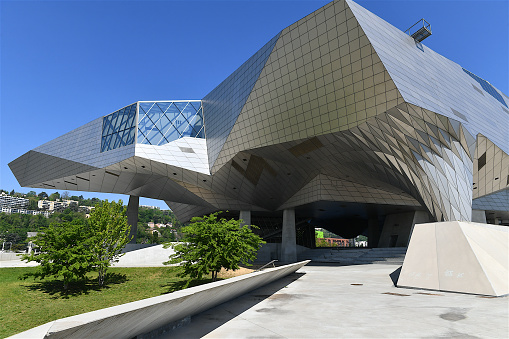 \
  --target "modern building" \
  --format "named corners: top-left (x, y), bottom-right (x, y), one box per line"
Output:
top-left (0, 207), bottom-right (51, 218)
top-left (9, 0), bottom-right (508, 261)
top-left (37, 199), bottom-right (78, 211)
top-left (0, 192), bottom-right (29, 209)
